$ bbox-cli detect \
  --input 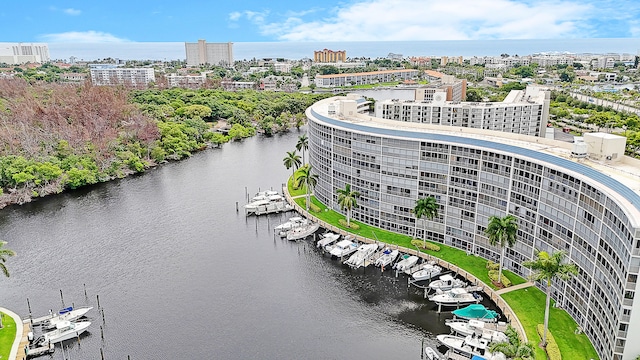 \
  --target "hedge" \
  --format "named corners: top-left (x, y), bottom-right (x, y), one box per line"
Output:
top-left (338, 219), bottom-right (360, 230)
top-left (309, 203), bottom-right (321, 213)
top-left (488, 269), bottom-right (512, 287)
top-left (537, 324), bottom-right (562, 360)
top-left (411, 239), bottom-right (441, 252)
top-left (486, 260), bottom-right (500, 270)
